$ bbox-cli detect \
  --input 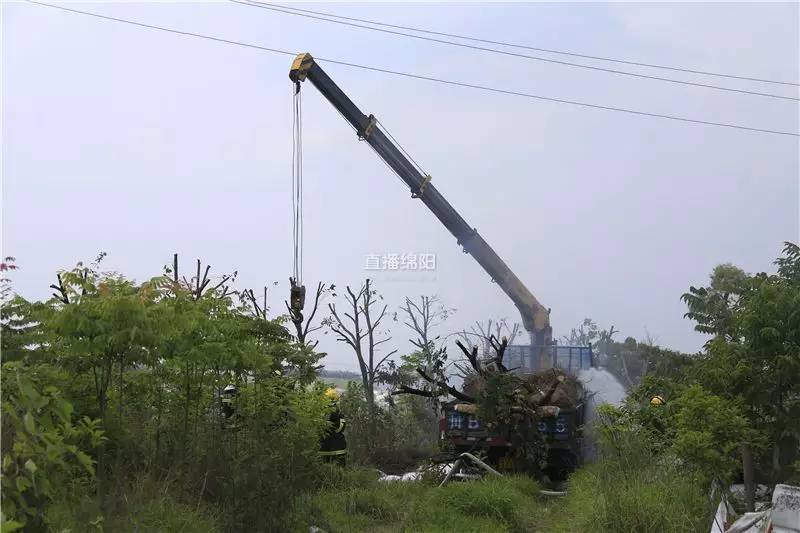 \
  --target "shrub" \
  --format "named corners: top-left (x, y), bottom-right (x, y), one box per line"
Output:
top-left (563, 426), bottom-right (714, 533)
top-left (339, 382), bottom-right (437, 472)
top-left (1, 364), bottom-right (104, 532)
